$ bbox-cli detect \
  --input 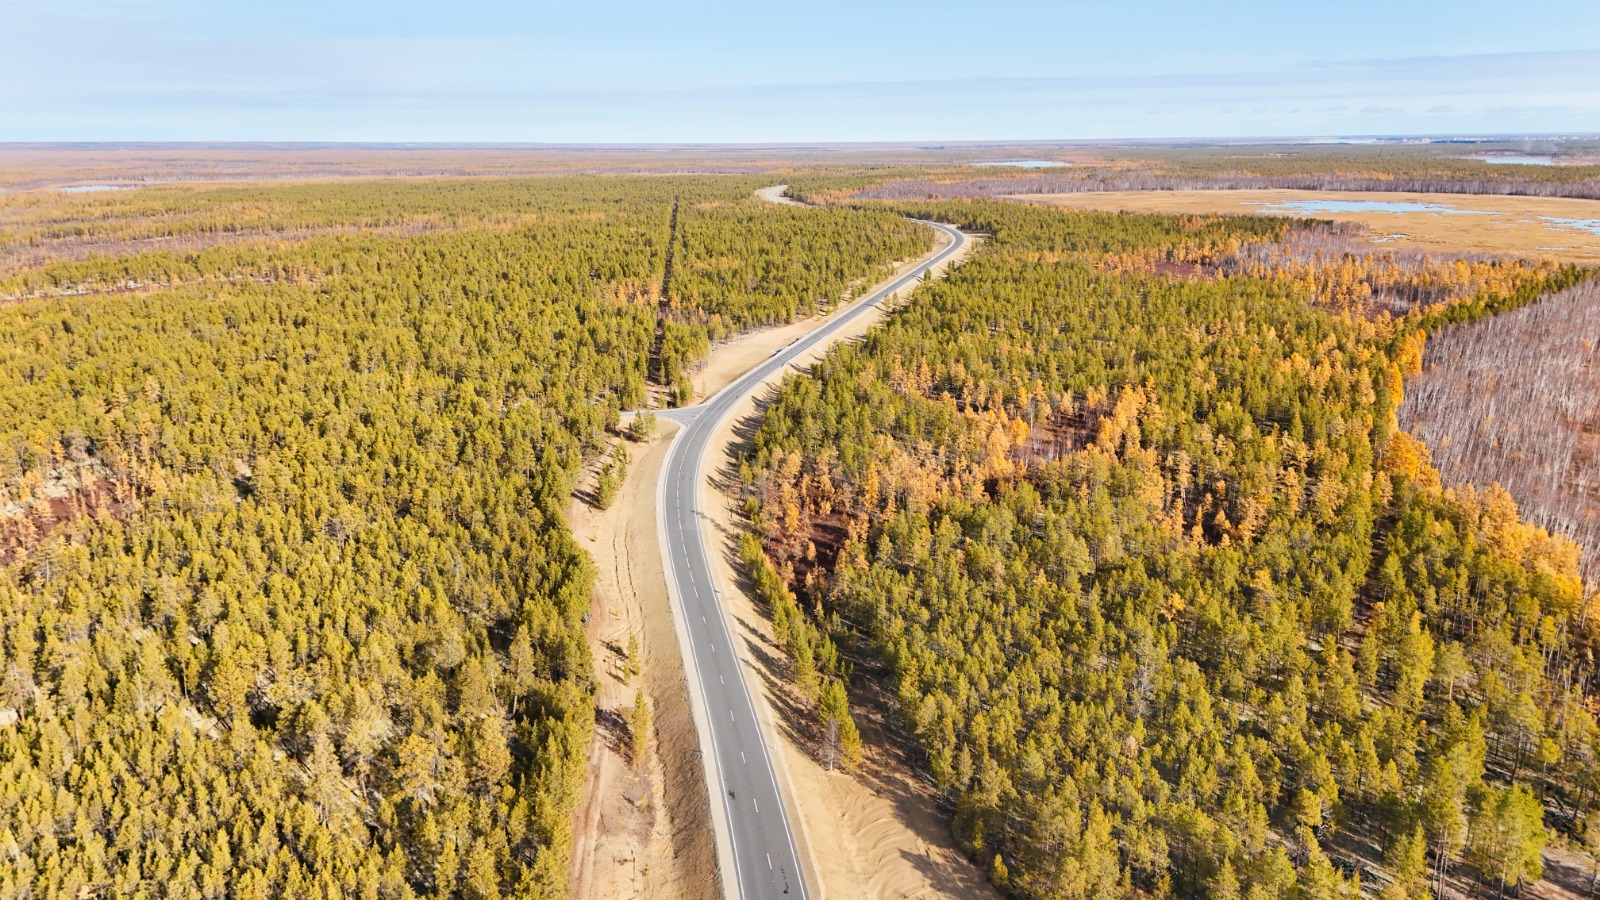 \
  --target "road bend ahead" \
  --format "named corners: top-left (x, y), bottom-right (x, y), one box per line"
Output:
top-left (657, 212), bottom-right (968, 900)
